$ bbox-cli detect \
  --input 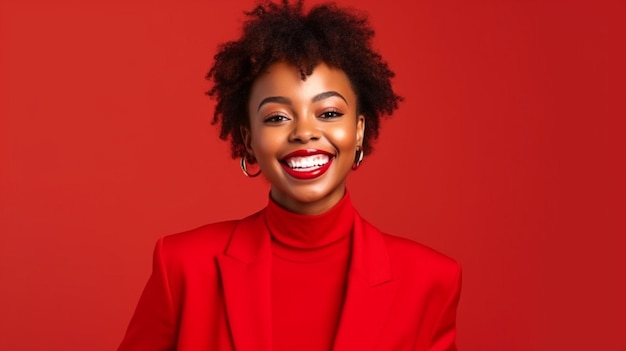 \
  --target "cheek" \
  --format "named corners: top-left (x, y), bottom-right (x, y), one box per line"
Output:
top-left (328, 125), bottom-right (356, 149)
top-left (250, 129), bottom-right (277, 157)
